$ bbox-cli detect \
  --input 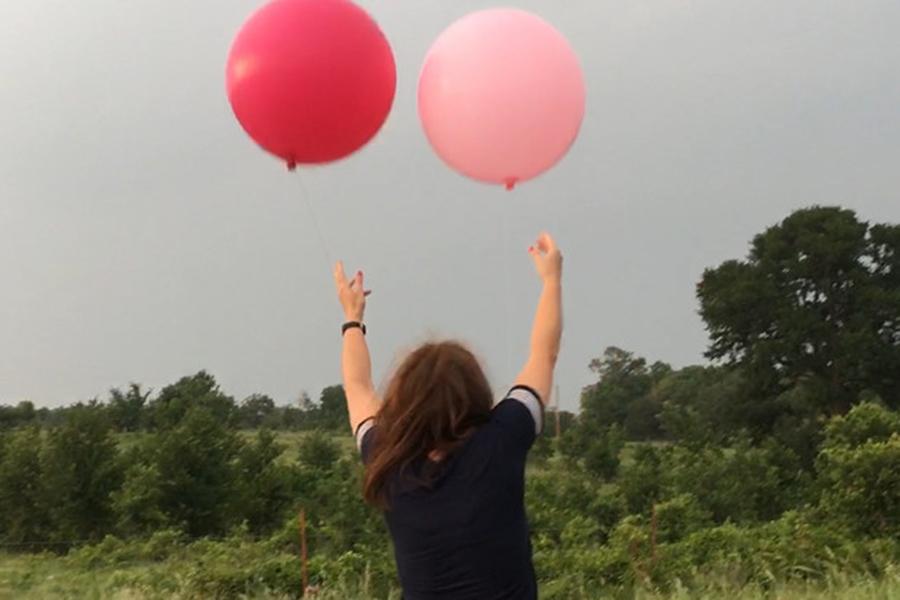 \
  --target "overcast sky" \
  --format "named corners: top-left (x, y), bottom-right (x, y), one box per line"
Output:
top-left (2, 0), bottom-right (899, 411)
